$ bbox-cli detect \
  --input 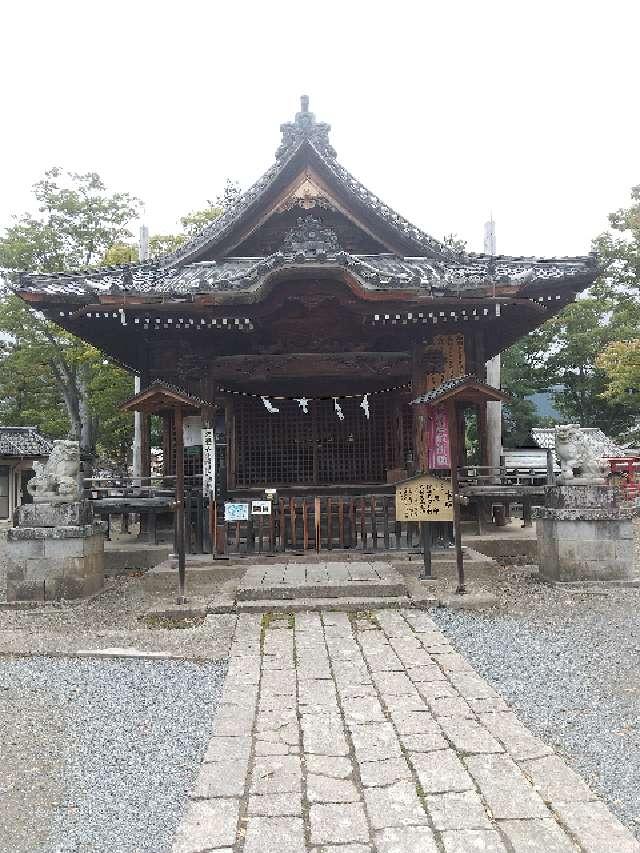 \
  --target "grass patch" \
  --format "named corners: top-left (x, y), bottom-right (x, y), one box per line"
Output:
top-left (261, 612), bottom-right (295, 631)
top-left (140, 614), bottom-right (205, 630)
top-left (348, 610), bottom-right (380, 628)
